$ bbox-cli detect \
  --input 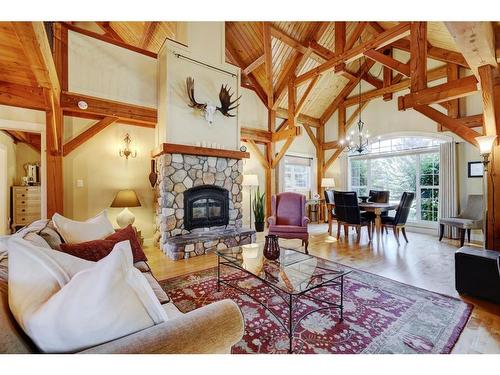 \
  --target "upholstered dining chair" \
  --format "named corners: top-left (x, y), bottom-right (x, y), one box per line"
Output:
top-left (439, 194), bottom-right (483, 247)
top-left (268, 192), bottom-right (310, 252)
top-left (380, 192), bottom-right (415, 245)
top-left (334, 191), bottom-right (372, 243)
